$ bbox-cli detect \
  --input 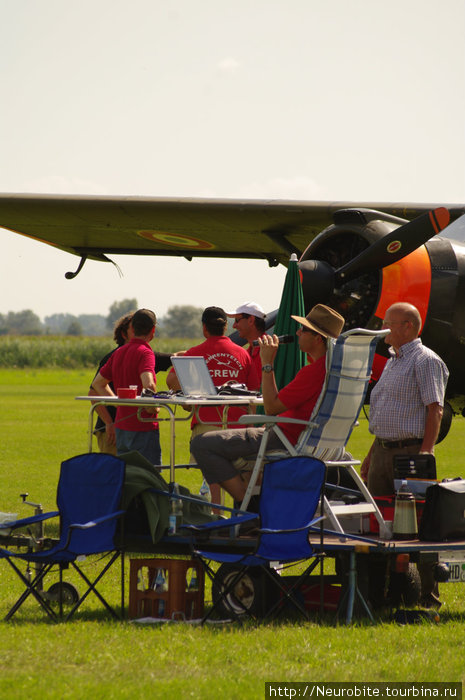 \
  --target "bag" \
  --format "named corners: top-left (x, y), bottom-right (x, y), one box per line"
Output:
top-left (418, 479), bottom-right (465, 541)
top-left (217, 382), bottom-right (260, 396)
top-left (394, 453), bottom-right (436, 479)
